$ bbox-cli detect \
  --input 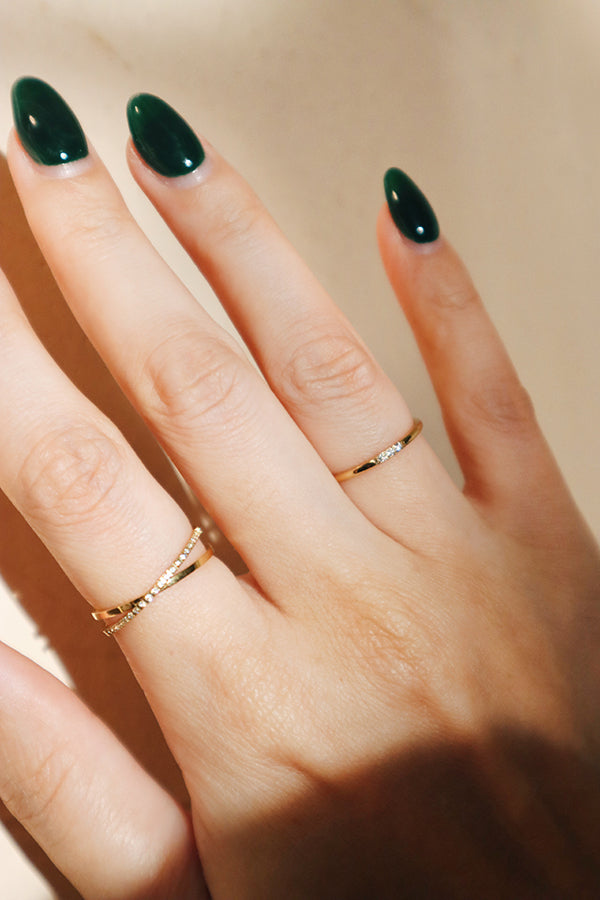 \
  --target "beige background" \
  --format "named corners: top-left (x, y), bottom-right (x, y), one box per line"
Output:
top-left (0, 0), bottom-right (598, 895)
